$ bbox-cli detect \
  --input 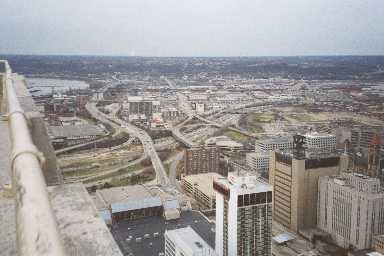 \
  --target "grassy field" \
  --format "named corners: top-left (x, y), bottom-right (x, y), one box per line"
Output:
top-left (248, 112), bottom-right (279, 123)
top-left (224, 130), bottom-right (250, 143)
